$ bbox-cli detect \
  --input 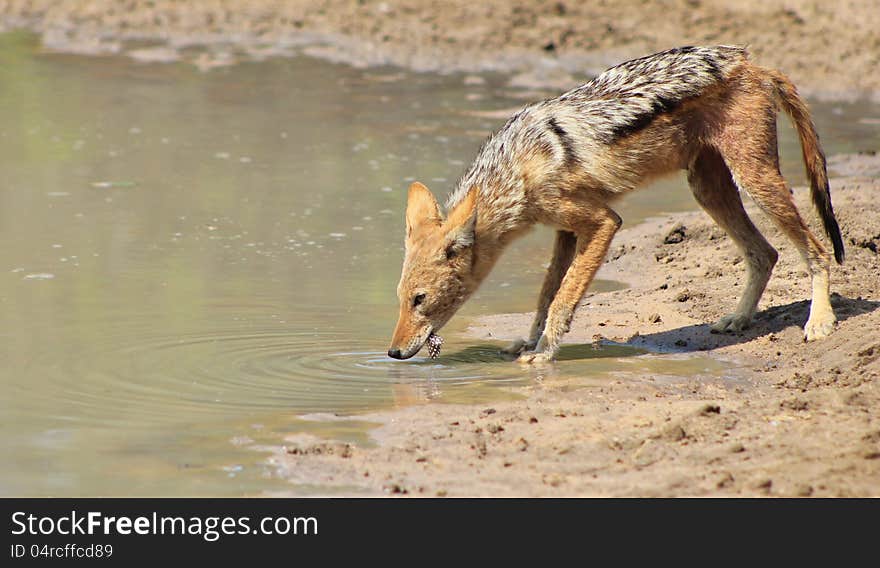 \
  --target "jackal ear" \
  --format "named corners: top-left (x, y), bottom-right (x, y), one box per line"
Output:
top-left (406, 182), bottom-right (442, 239)
top-left (444, 187), bottom-right (478, 259)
